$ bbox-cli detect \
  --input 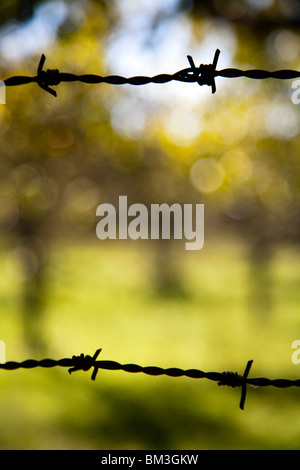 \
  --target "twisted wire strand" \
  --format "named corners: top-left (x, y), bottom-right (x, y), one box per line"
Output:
top-left (3, 49), bottom-right (300, 97)
top-left (1, 350), bottom-right (300, 410)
